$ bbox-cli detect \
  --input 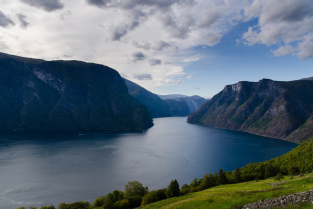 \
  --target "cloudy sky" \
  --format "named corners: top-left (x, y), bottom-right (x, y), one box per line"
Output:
top-left (0, 0), bottom-right (313, 98)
